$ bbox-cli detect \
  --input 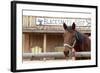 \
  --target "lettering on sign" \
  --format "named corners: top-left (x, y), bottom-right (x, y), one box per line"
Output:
top-left (36, 17), bottom-right (91, 26)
